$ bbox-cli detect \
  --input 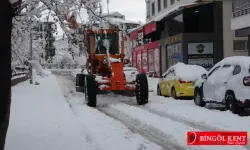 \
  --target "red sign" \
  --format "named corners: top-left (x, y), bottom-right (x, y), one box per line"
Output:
top-left (144, 22), bottom-right (156, 35)
top-left (187, 131), bottom-right (248, 146)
